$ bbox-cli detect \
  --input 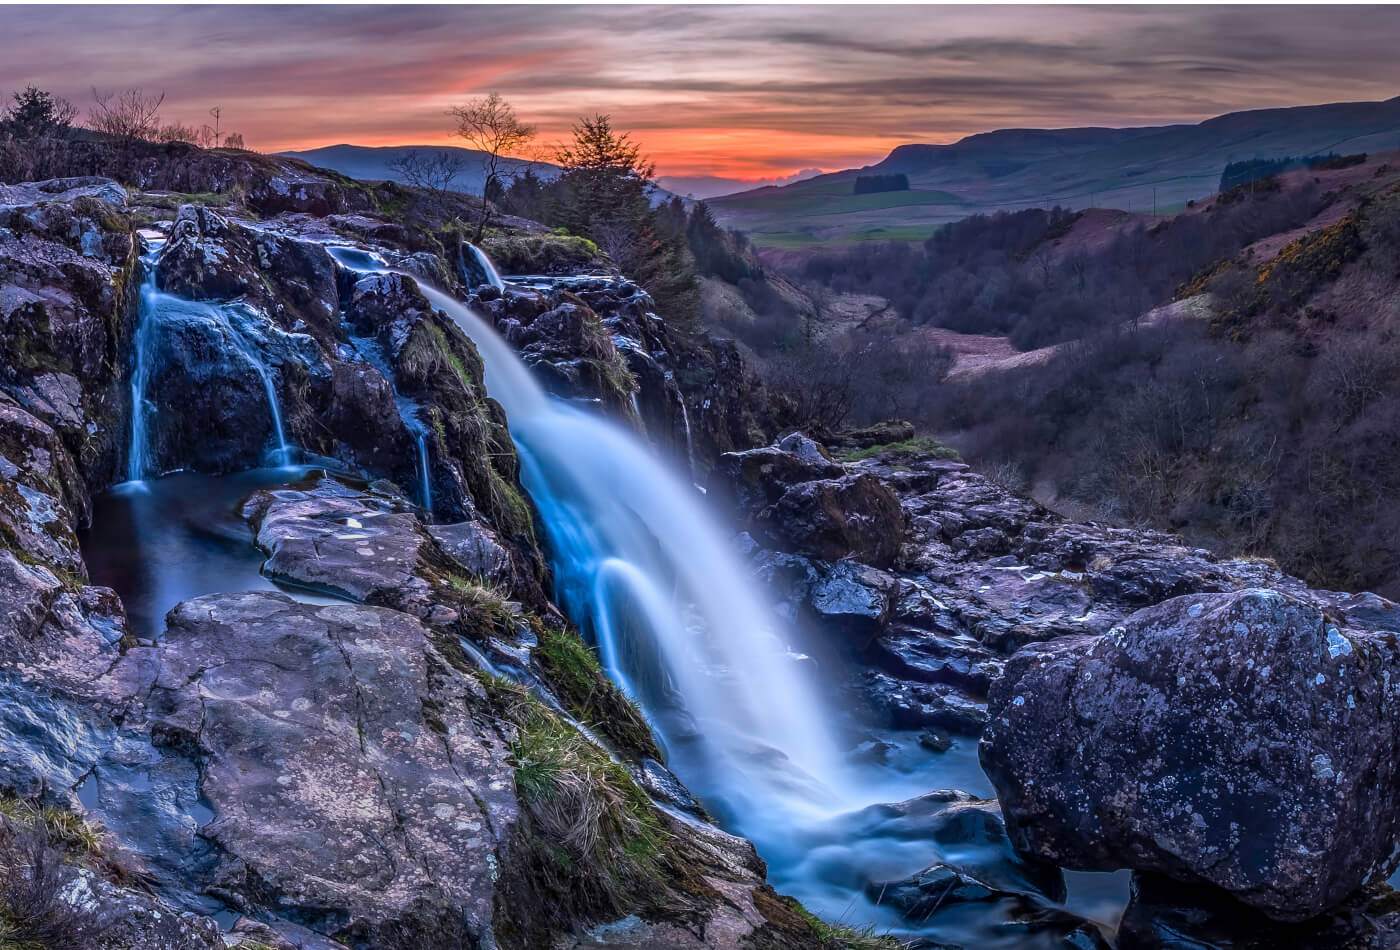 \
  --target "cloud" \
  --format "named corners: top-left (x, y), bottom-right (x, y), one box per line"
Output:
top-left (0, 5), bottom-right (1394, 176)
